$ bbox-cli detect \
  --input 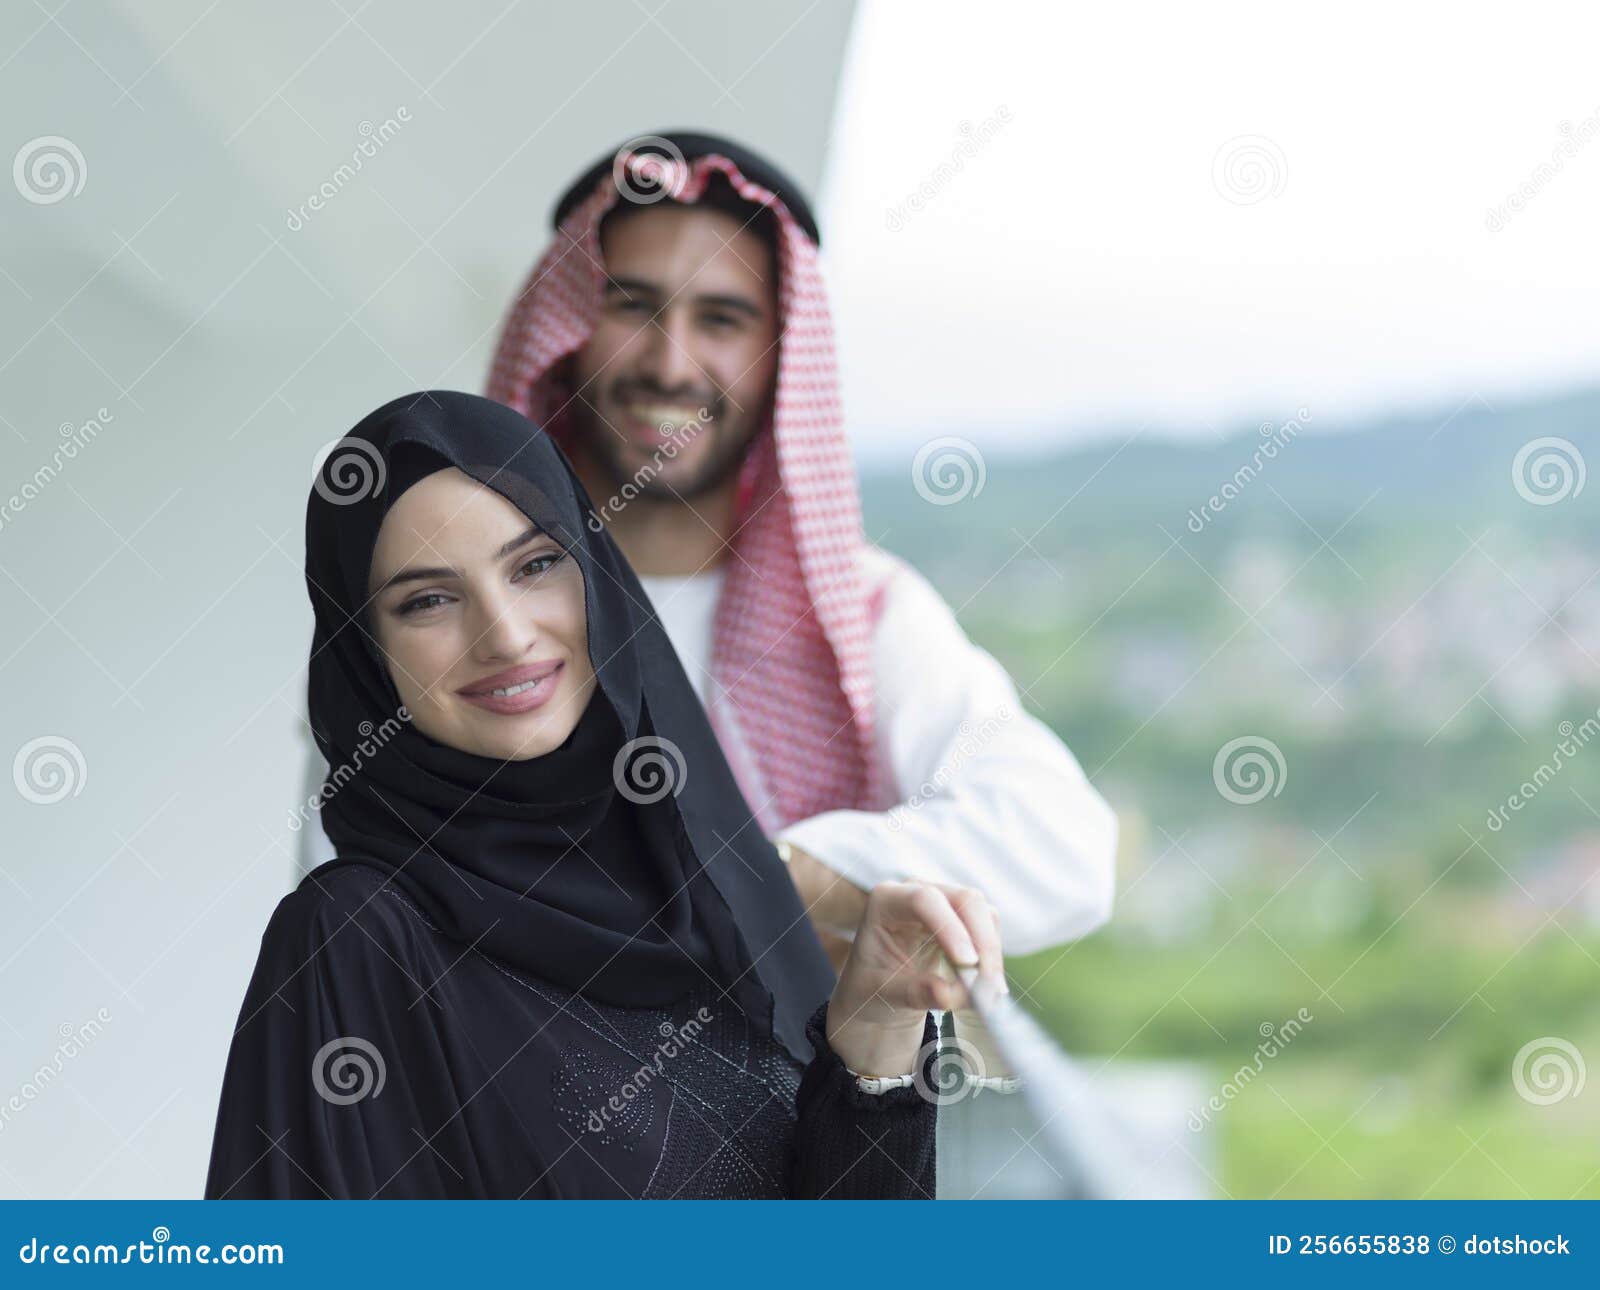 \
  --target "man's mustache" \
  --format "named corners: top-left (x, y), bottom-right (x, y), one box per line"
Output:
top-left (609, 381), bottom-right (723, 418)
